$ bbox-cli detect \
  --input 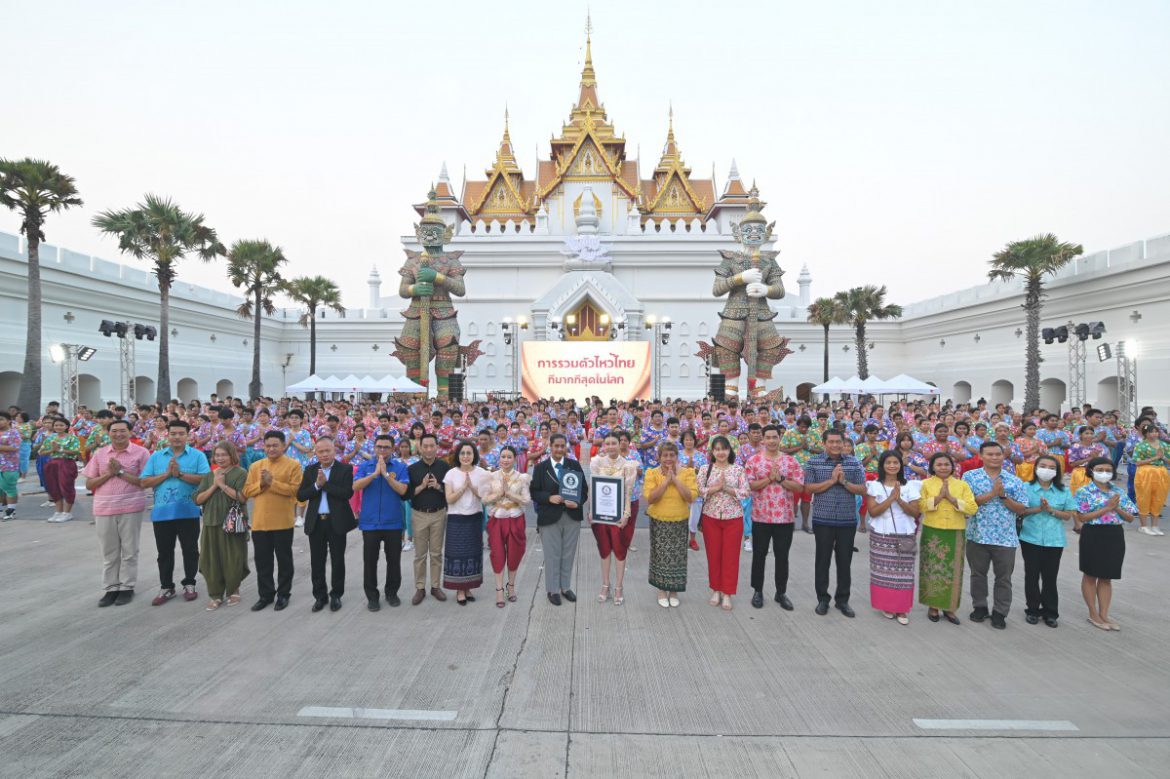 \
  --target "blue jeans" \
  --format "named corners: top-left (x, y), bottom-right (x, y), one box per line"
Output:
top-left (1127, 462), bottom-right (1138, 502)
top-left (19, 441), bottom-right (31, 476)
top-left (741, 498), bottom-right (753, 539)
top-left (403, 502), bottom-right (413, 538)
top-left (36, 454), bottom-right (49, 490)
